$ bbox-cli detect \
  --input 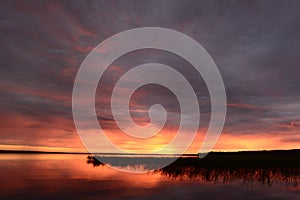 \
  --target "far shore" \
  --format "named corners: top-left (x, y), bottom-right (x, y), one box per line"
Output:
top-left (1, 149), bottom-right (299, 156)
